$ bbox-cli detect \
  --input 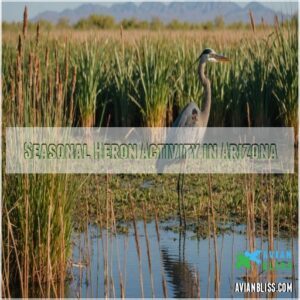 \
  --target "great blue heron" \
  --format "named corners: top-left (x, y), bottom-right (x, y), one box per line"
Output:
top-left (161, 48), bottom-right (229, 228)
